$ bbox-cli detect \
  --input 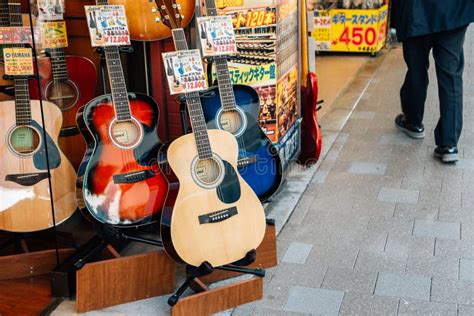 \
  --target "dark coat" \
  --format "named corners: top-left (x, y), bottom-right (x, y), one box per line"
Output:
top-left (391, 0), bottom-right (474, 41)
